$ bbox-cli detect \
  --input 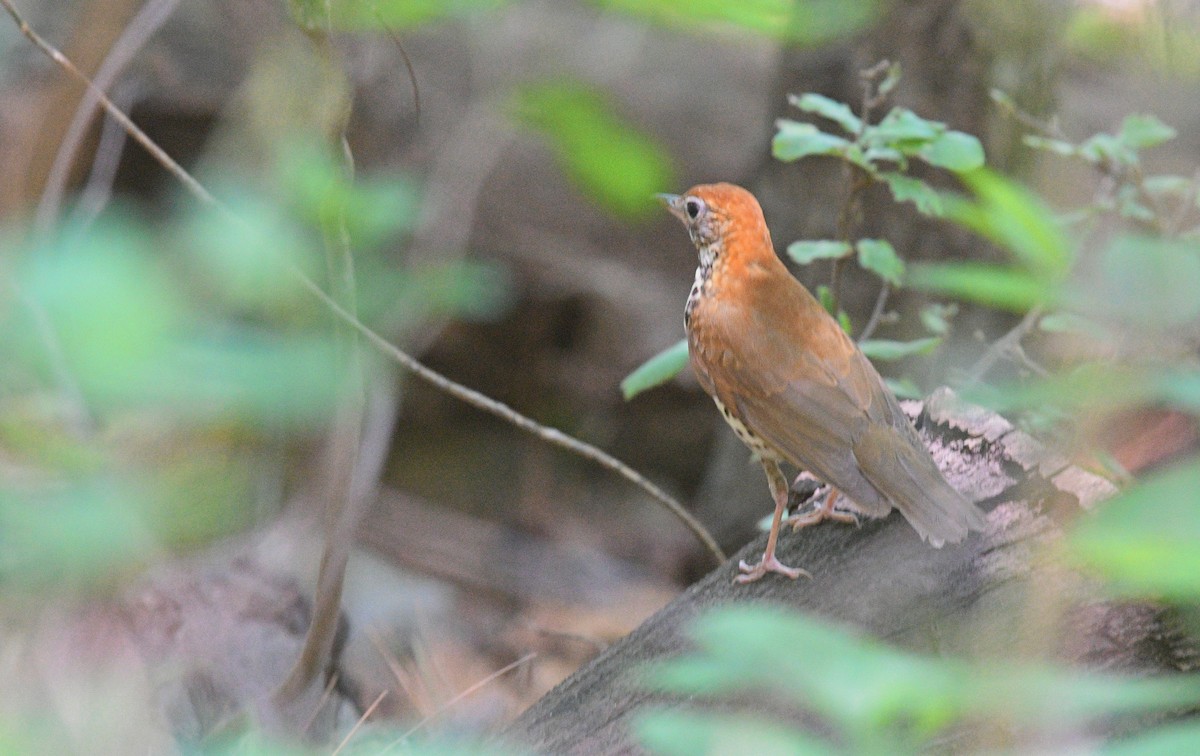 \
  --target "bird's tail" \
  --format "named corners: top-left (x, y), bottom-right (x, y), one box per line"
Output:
top-left (857, 424), bottom-right (986, 546)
